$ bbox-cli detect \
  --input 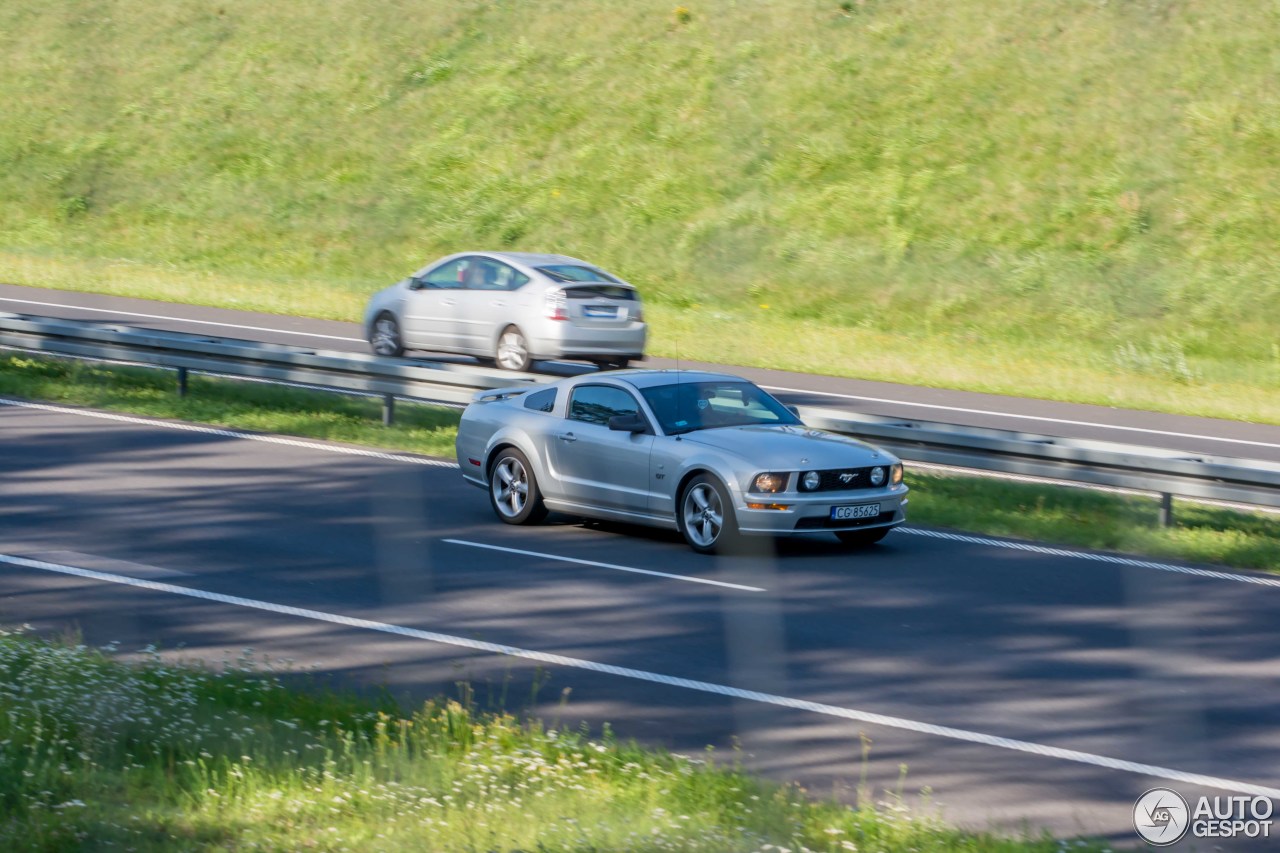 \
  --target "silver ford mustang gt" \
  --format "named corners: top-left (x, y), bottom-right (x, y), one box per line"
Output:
top-left (455, 370), bottom-right (908, 553)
